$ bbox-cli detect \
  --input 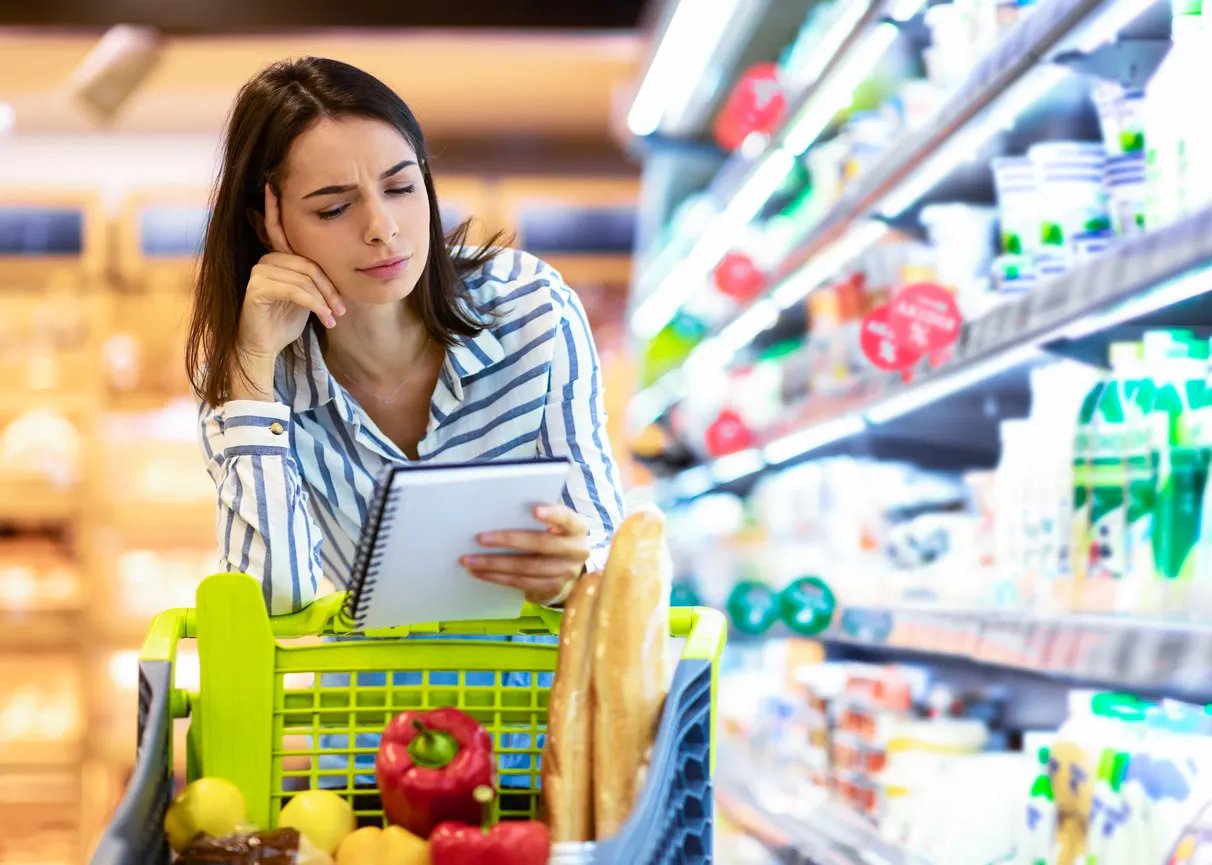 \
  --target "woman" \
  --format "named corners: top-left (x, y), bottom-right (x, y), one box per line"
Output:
top-left (187, 56), bottom-right (625, 617)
